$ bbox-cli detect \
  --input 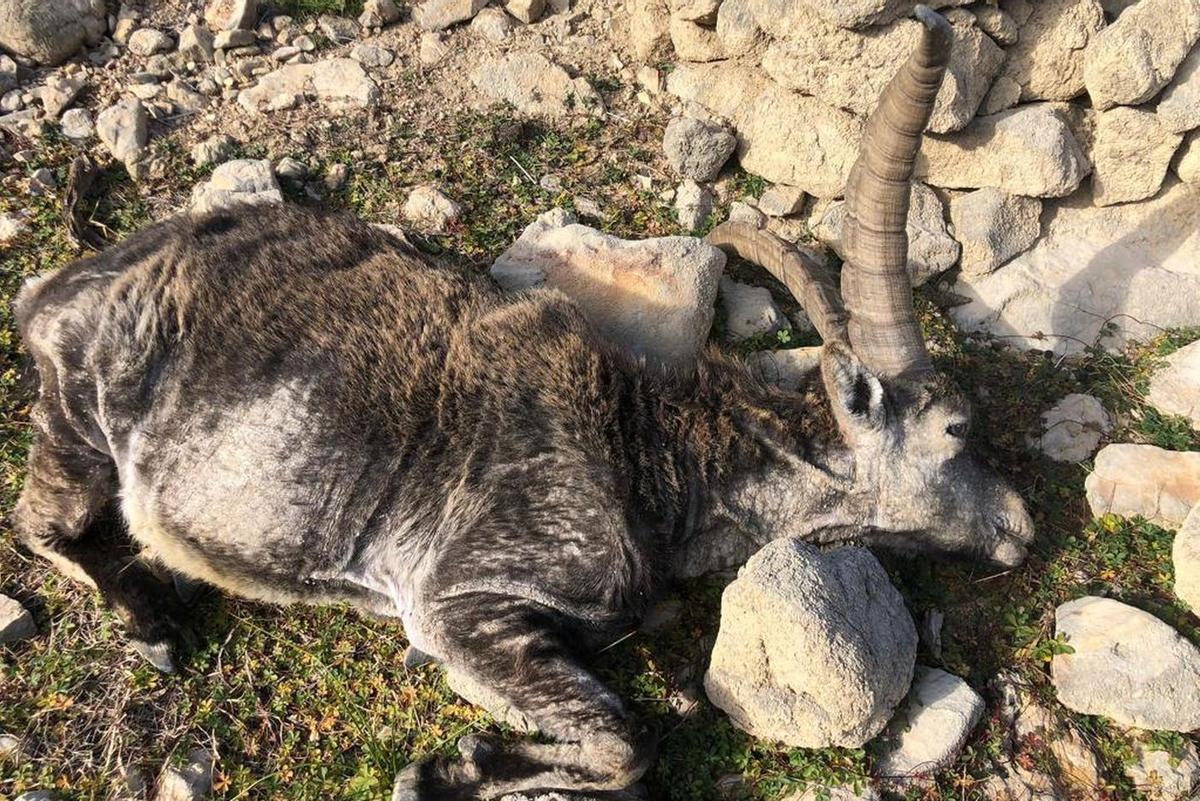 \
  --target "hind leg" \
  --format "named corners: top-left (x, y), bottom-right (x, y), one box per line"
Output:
top-left (14, 418), bottom-right (194, 672)
top-left (394, 592), bottom-right (653, 800)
